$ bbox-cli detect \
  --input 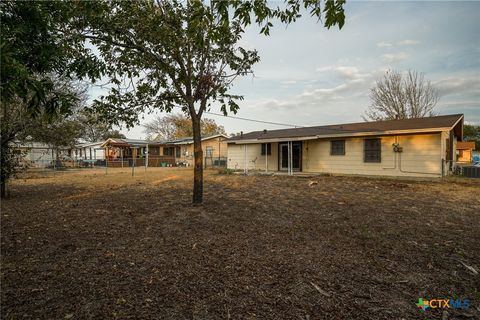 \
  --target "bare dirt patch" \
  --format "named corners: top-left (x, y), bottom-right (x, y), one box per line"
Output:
top-left (1, 168), bottom-right (479, 319)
